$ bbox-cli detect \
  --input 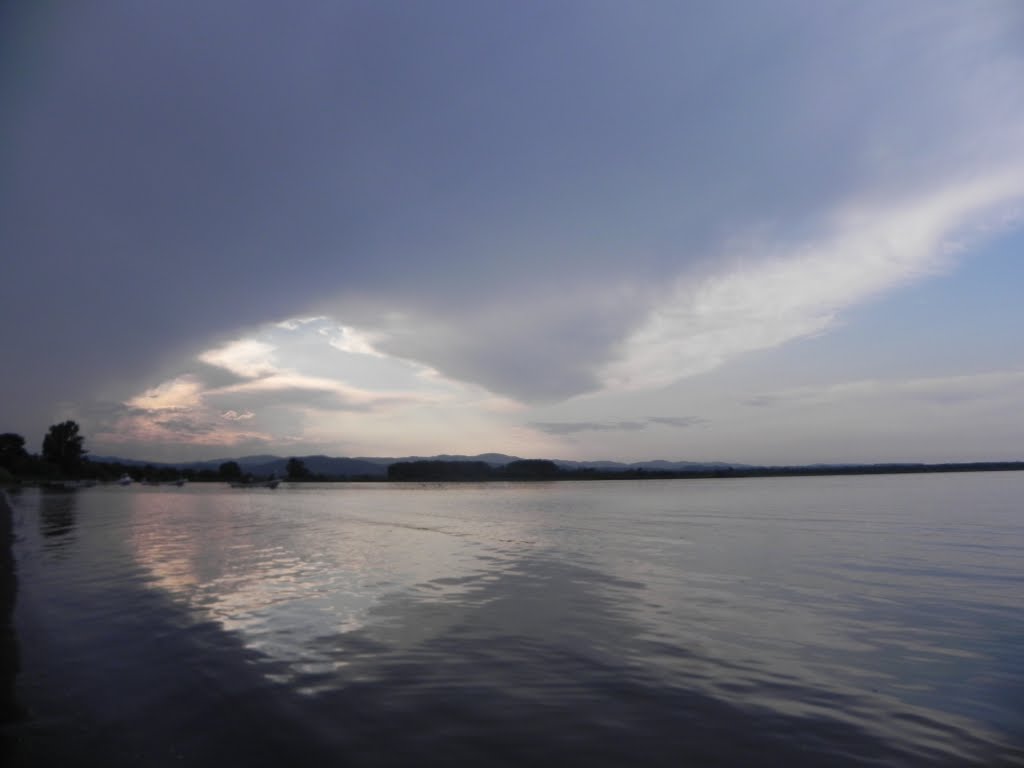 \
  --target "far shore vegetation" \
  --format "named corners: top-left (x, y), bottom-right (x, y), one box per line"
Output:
top-left (1, 422), bottom-right (1022, 487)
top-left (384, 459), bottom-right (1024, 481)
